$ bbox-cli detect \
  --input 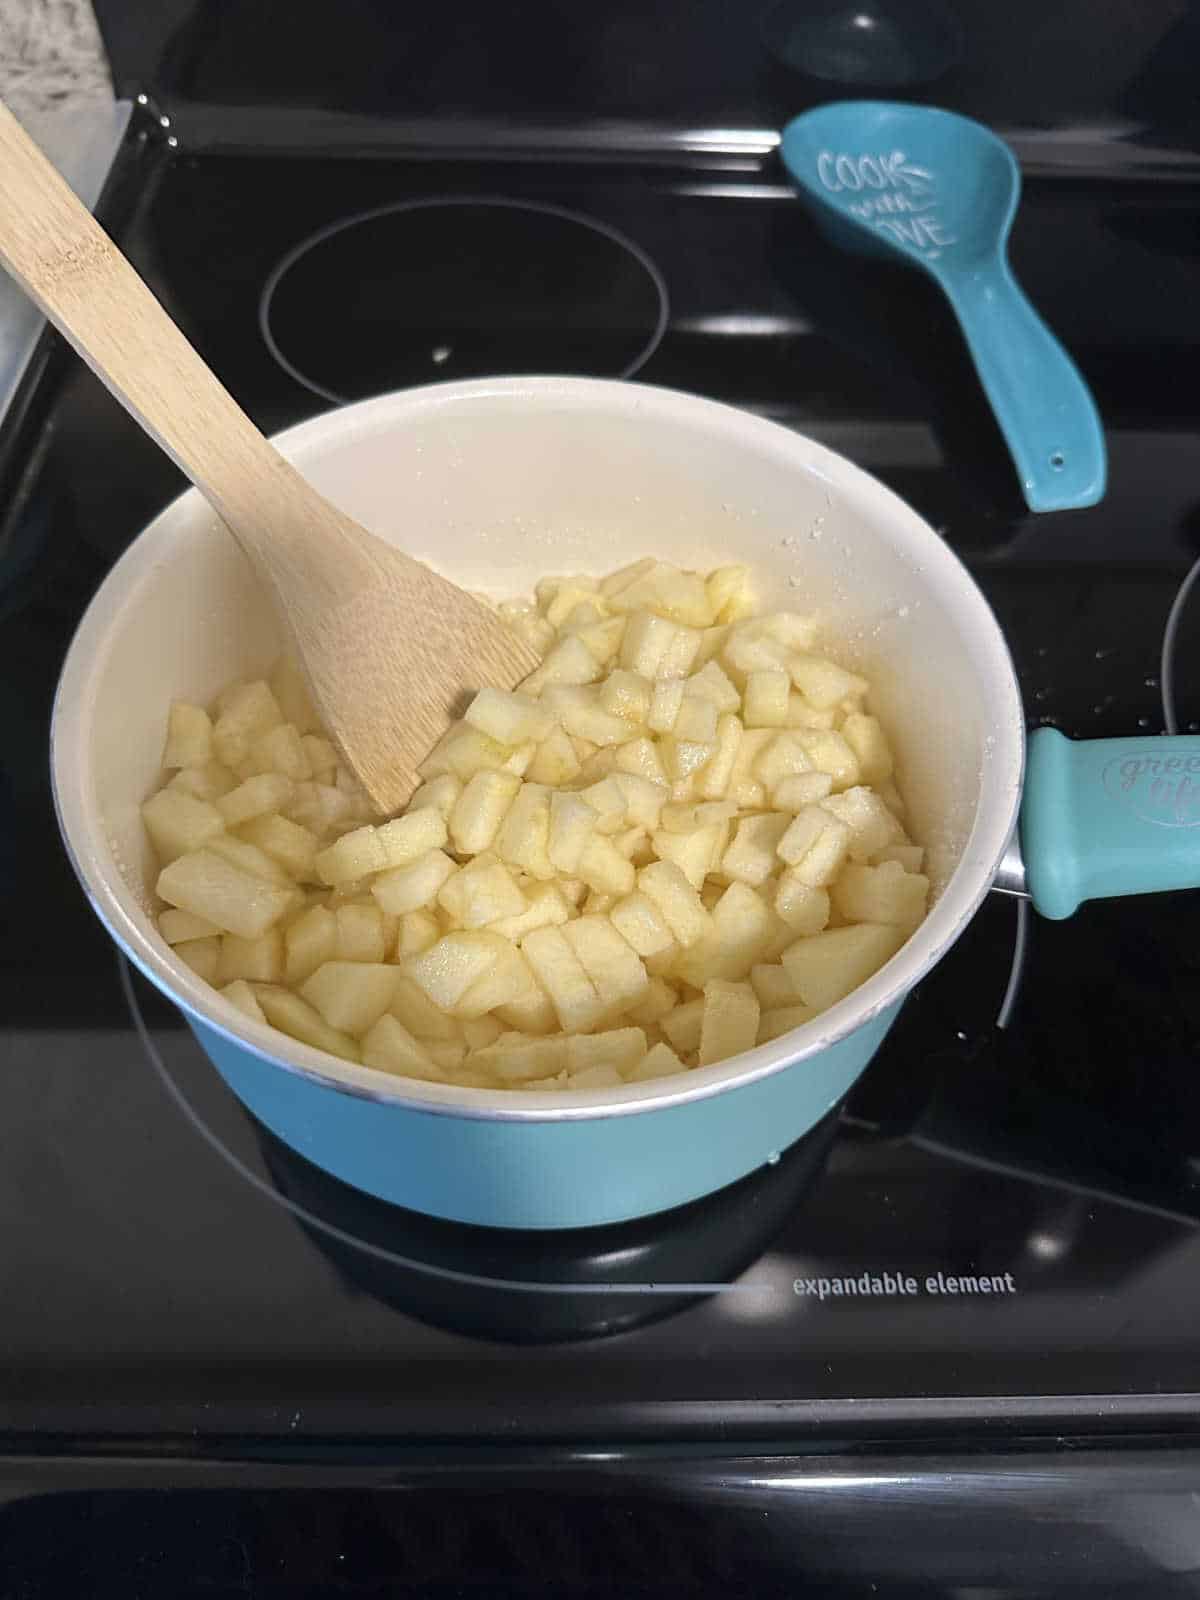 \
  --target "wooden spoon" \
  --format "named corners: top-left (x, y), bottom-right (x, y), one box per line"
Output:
top-left (0, 102), bottom-right (540, 814)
